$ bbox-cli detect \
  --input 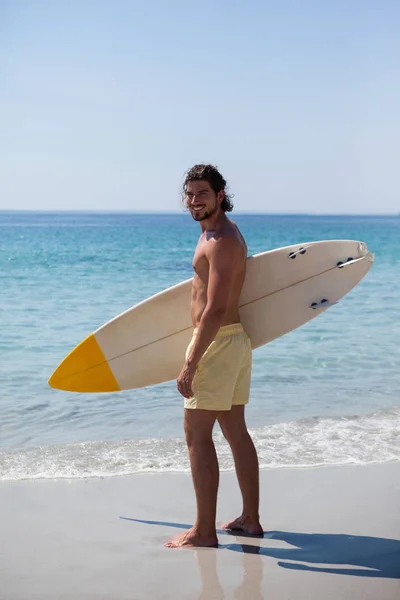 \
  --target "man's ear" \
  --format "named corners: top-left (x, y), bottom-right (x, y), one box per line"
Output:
top-left (217, 190), bottom-right (225, 205)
